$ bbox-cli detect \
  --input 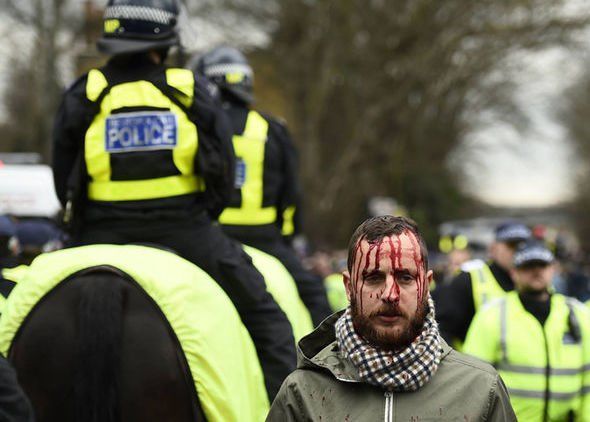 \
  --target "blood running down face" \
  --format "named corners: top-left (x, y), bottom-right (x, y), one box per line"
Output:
top-left (343, 216), bottom-right (433, 351)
